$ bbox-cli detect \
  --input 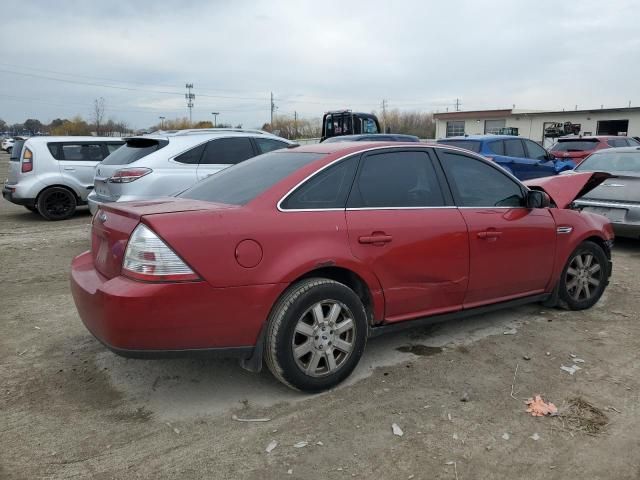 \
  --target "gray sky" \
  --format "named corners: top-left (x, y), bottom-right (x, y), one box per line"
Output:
top-left (1, 0), bottom-right (639, 129)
